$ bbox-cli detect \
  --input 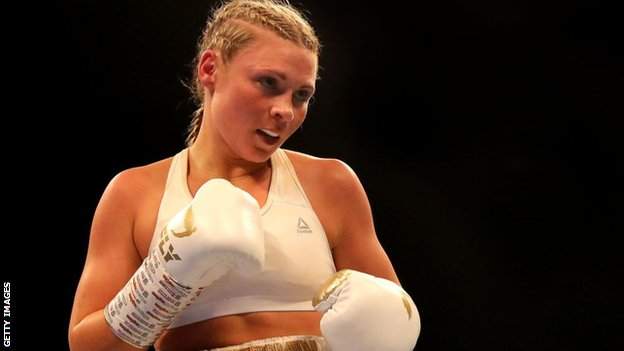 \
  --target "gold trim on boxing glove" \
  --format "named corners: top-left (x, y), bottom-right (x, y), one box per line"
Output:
top-left (377, 278), bottom-right (415, 320)
top-left (171, 206), bottom-right (197, 238)
top-left (401, 290), bottom-right (414, 320)
top-left (312, 269), bottom-right (352, 307)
